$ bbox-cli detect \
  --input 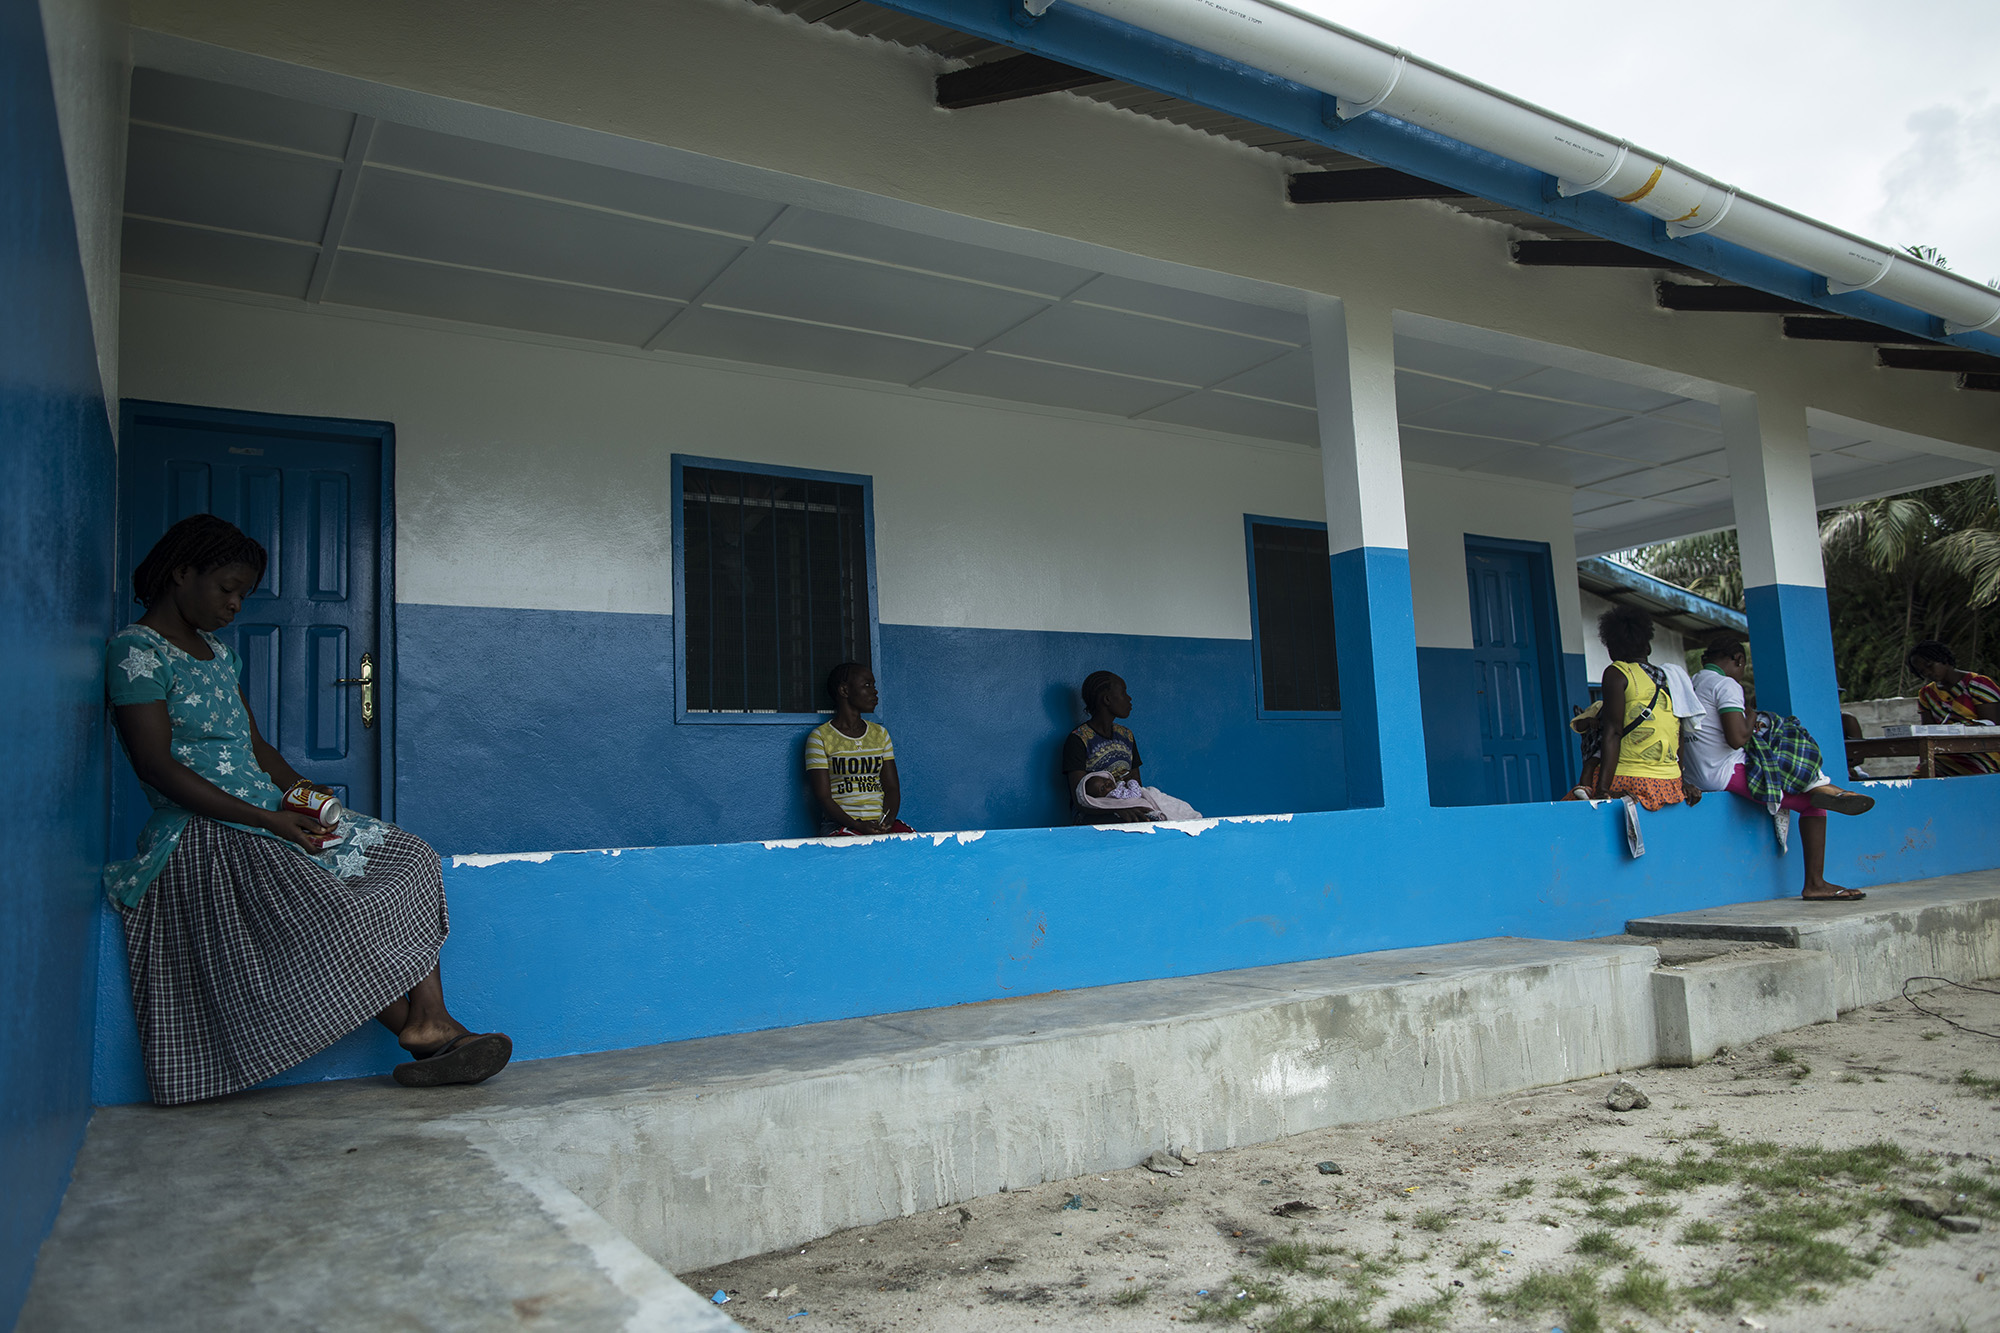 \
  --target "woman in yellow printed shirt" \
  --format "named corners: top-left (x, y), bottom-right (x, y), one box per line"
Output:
top-left (1592, 604), bottom-right (1686, 810)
